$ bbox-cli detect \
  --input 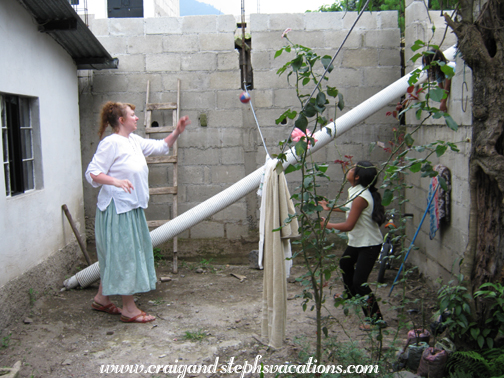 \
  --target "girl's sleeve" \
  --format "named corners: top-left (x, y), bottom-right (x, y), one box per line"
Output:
top-left (85, 138), bottom-right (116, 188)
top-left (136, 134), bottom-right (169, 156)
